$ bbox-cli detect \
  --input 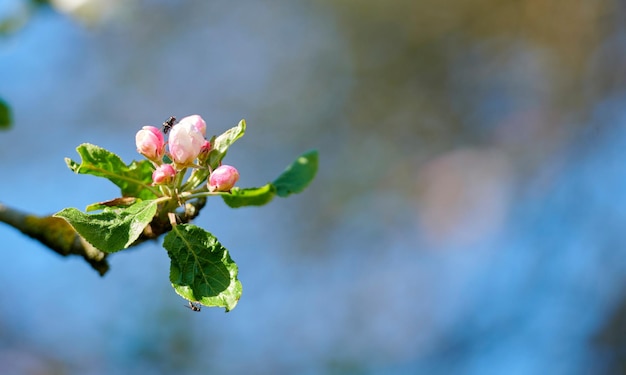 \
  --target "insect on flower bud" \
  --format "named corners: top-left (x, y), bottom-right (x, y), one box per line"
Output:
top-left (208, 165), bottom-right (240, 192)
top-left (136, 126), bottom-right (165, 161)
top-left (152, 163), bottom-right (176, 185)
top-left (168, 120), bottom-right (205, 166)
